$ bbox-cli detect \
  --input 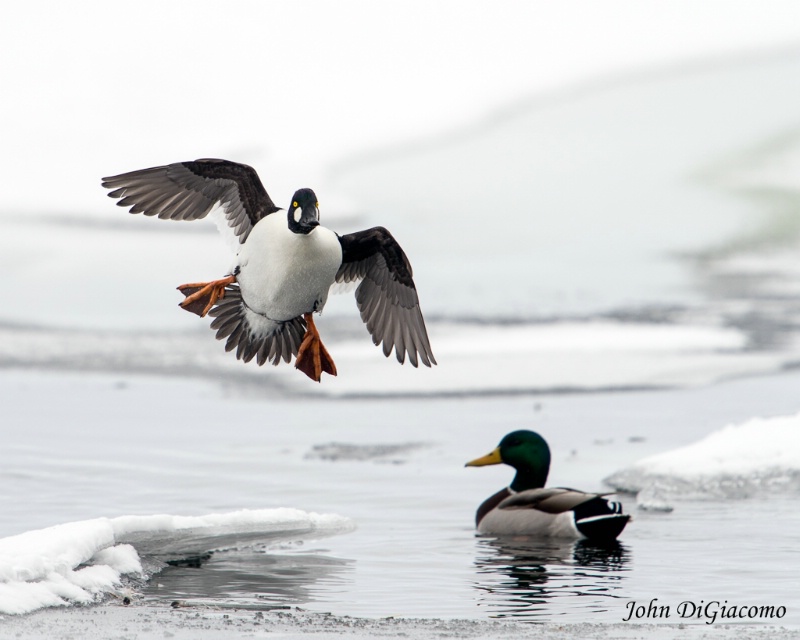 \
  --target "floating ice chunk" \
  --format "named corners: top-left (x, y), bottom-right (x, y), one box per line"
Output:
top-left (305, 441), bottom-right (428, 462)
top-left (606, 412), bottom-right (800, 500)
